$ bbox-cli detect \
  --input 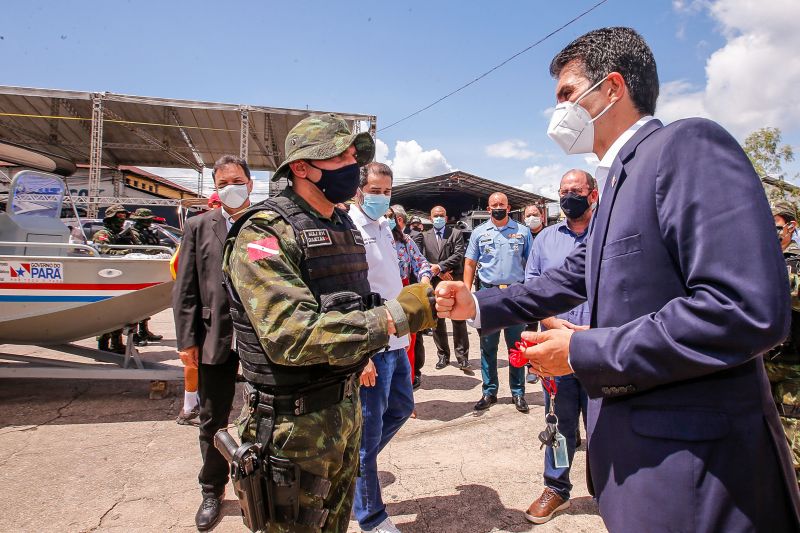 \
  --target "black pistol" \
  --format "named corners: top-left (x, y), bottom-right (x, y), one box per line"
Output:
top-left (214, 430), bottom-right (269, 532)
